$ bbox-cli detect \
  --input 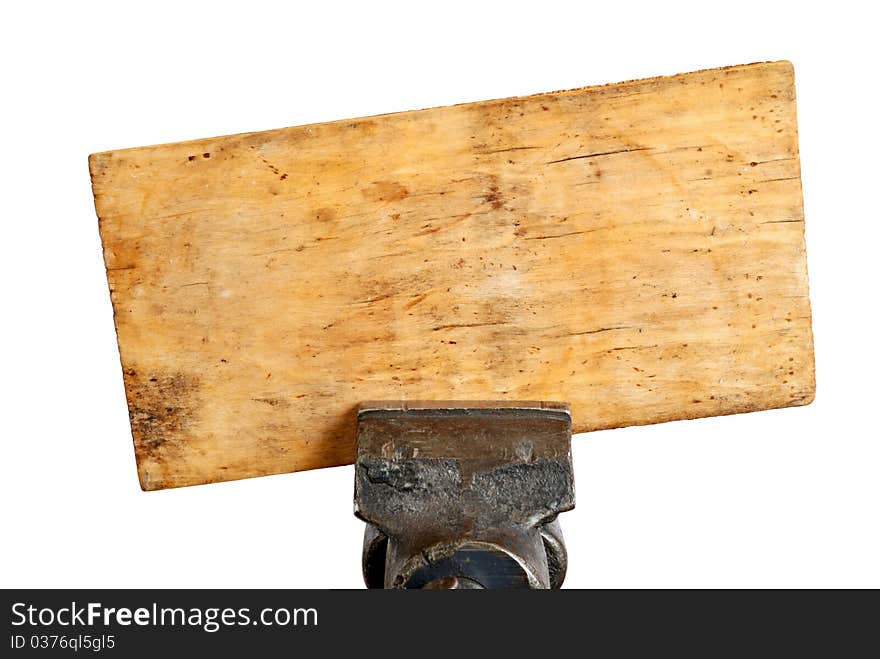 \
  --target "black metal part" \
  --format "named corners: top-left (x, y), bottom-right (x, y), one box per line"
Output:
top-left (354, 401), bottom-right (575, 589)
